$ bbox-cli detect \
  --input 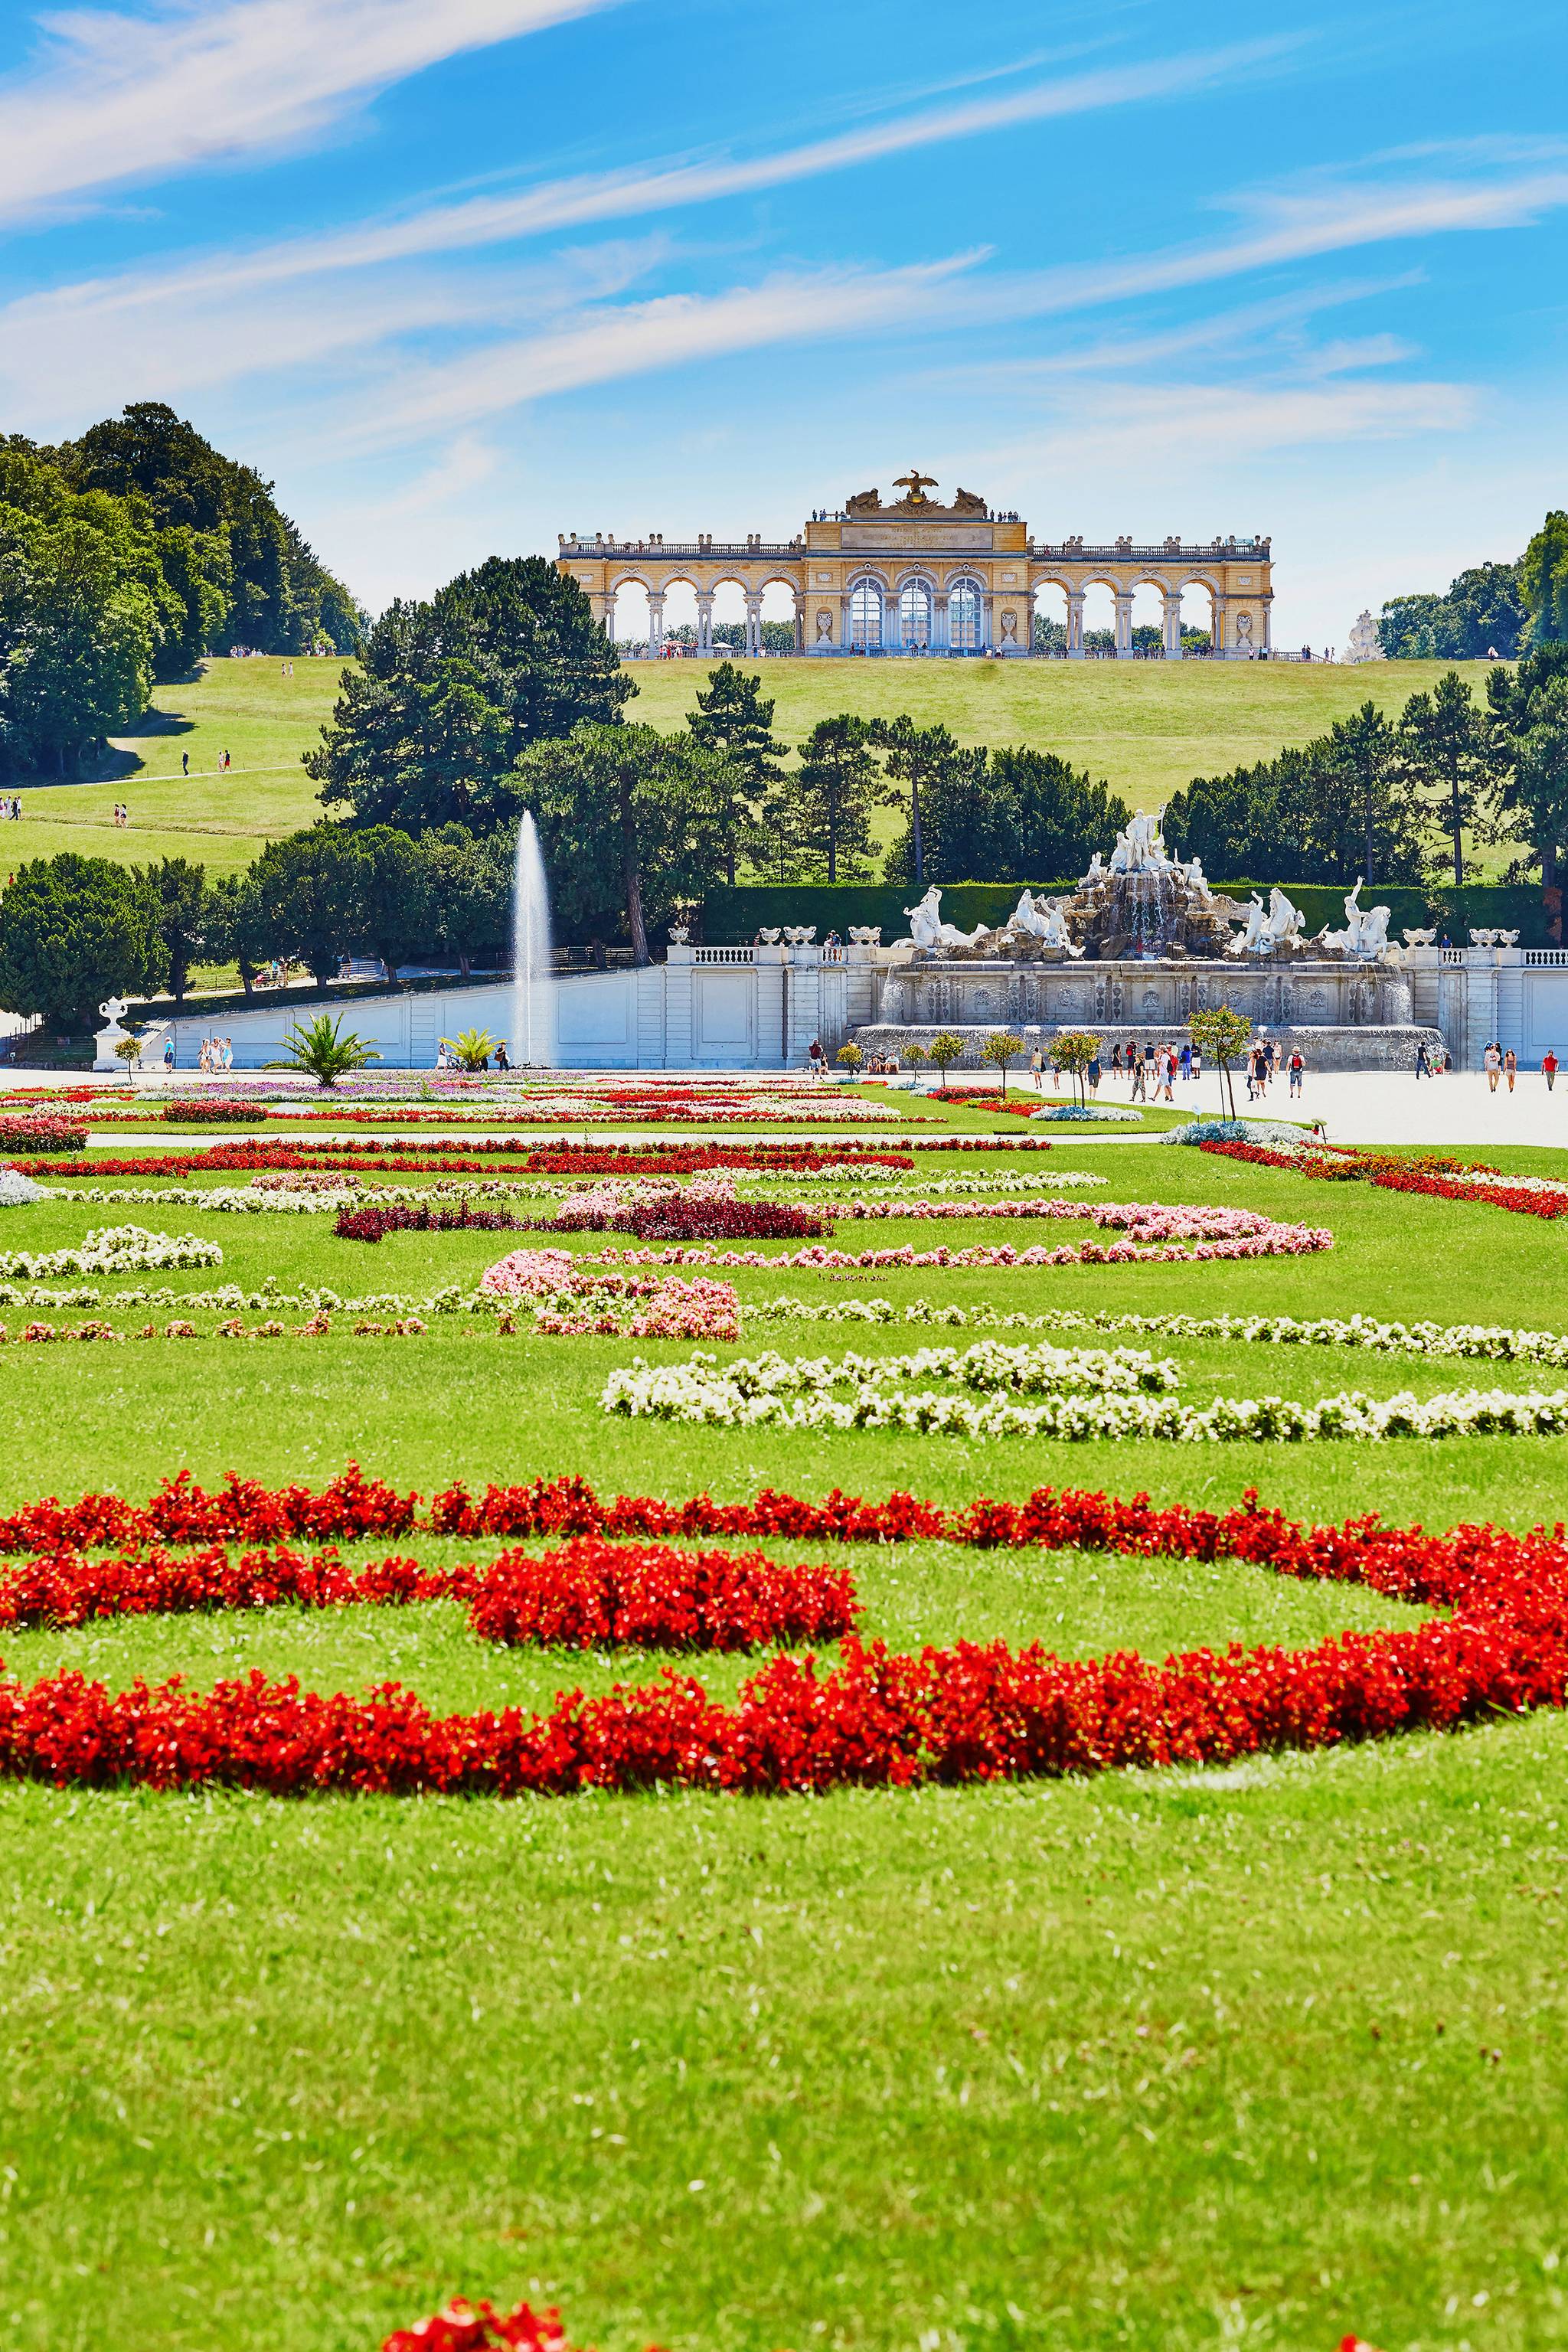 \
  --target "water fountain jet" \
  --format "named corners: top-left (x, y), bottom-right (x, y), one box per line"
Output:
top-left (511, 810), bottom-right (556, 1069)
